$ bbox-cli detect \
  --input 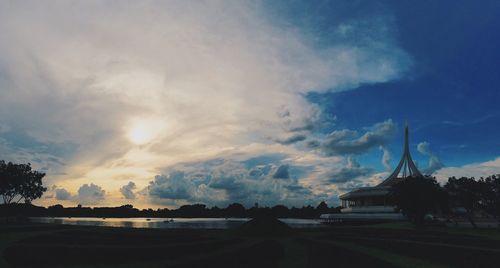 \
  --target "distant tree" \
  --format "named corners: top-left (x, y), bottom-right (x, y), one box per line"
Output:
top-left (177, 204), bottom-right (207, 217)
top-left (299, 205), bottom-right (316, 219)
top-left (0, 160), bottom-right (47, 204)
top-left (225, 203), bottom-right (246, 217)
top-left (479, 175), bottom-right (500, 217)
top-left (271, 205), bottom-right (289, 217)
top-left (390, 175), bottom-right (448, 226)
top-left (209, 206), bottom-right (222, 218)
top-left (316, 201), bottom-right (329, 216)
top-left (445, 176), bottom-right (481, 226)
top-left (48, 204), bottom-right (64, 210)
